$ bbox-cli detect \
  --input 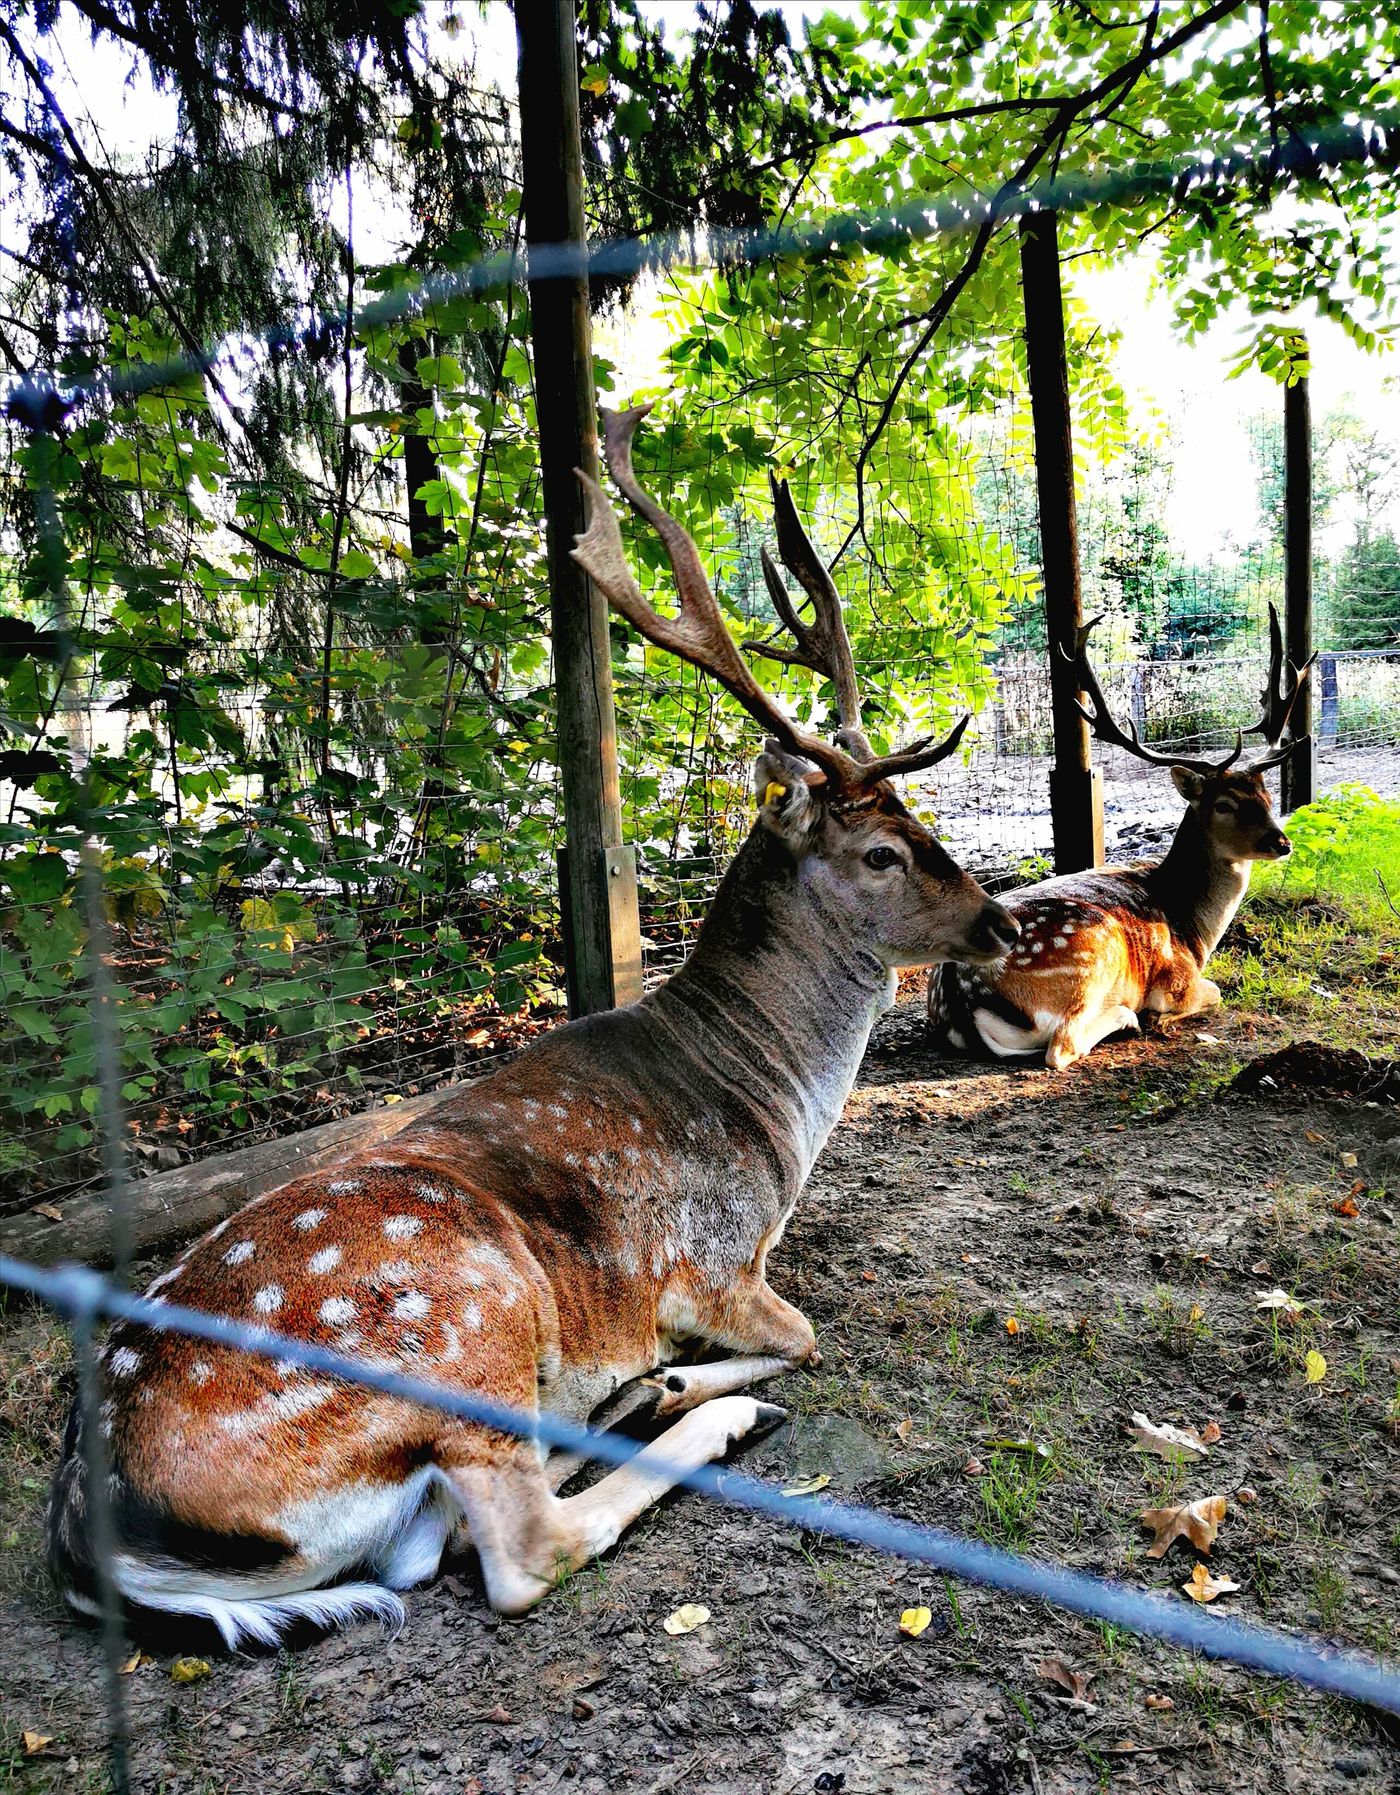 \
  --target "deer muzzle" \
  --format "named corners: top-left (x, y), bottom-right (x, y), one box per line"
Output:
top-left (961, 900), bottom-right (1021, 963)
